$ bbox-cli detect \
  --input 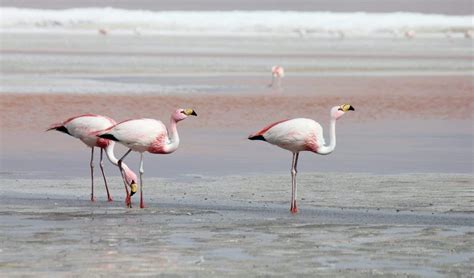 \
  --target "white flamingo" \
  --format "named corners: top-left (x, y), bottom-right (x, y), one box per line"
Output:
top-left (47, 114), bottom-right (137, 202)
top-left (248, 104), bottom-right (355, 213)
top-left (270, 65), bottom-right (285, 89)
top-left (97, 108), bottom-right (197, 208)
